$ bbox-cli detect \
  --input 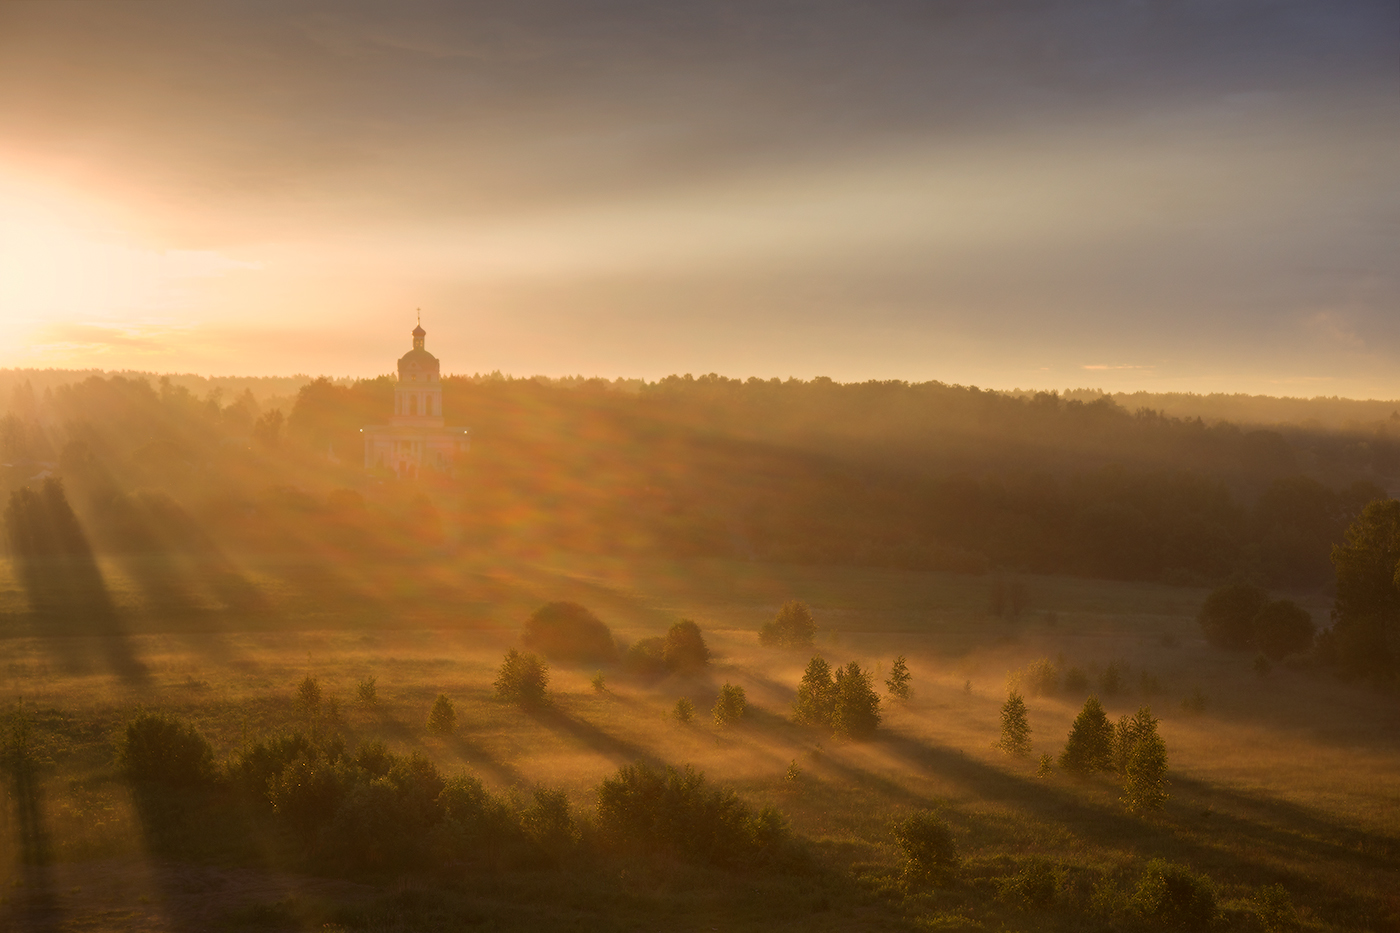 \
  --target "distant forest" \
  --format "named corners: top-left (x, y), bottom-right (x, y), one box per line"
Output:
top-left (3, 371), bottom-right (1398, 591)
